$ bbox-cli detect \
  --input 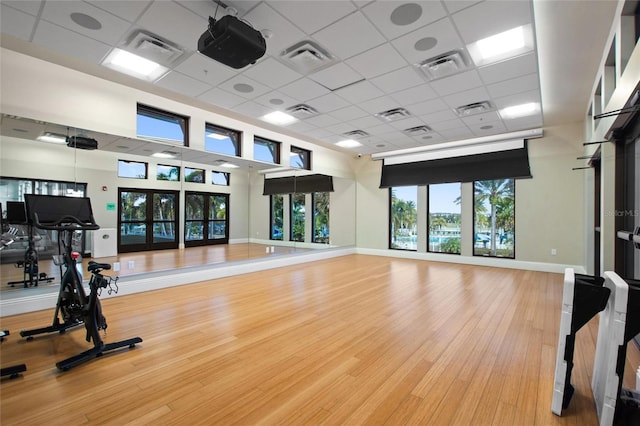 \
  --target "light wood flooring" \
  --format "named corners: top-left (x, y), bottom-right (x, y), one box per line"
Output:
top-left (1, 255), bottom-right (639, 424)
